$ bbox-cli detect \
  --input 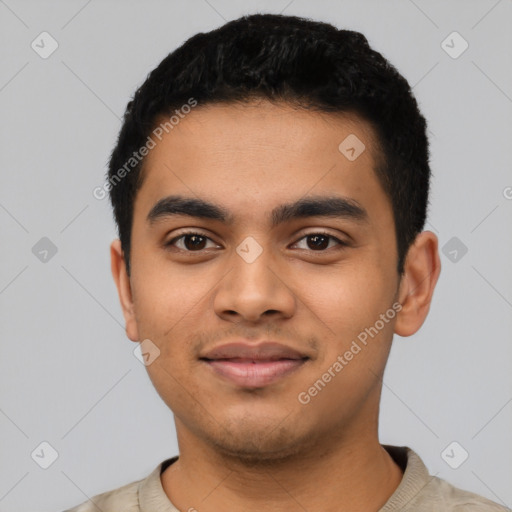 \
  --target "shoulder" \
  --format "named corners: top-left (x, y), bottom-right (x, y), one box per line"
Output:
top-left (423, 475), bottom-right (510, 511)
top-left (63, 476), bottom-right (143, 512)
top-left (62, 456), bottom-right (178, 512)
top-left (382, 446), bottom-right (509, 512)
